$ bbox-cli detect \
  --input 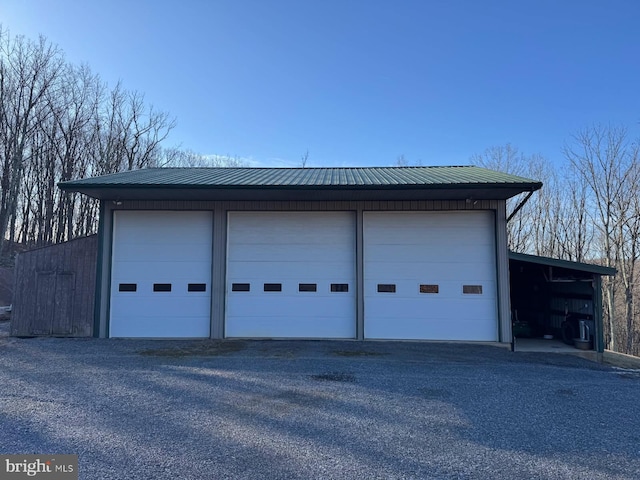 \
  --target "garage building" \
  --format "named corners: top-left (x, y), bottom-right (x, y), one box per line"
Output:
top-left (59, 166), bottom-right (542, 343)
